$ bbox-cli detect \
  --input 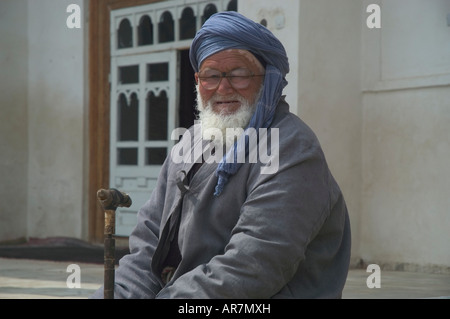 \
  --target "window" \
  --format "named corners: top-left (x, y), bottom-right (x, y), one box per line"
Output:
top-left (117, 92), bottom-right (138, 142)
top-left (115, 0), bottom-right (238, 49)
top-left (179, 7), bottom-right (196, 40)
top-left (147, 62), bottom-right (169, 82)
top-left (146, 90), bottom-right (168, 141)
top-left (202, 4), bottom-right (217, 24)
top-left (118, 18), bottom-right (132, 49)
top-left (119, 65), bottom-right (139, 84)
top-left (227, 0), bottom-right (237, 11)
top-left (158, 11), bottom-right (174, 43)
top-left (138, 15), bottom-right (153, 46)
